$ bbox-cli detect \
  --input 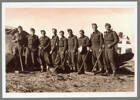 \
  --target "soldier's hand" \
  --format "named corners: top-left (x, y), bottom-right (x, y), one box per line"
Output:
top-left (99, 48), bottom-right (101, 52)
top-left (102, 45), bottom-right (105, 49)
top-left (39, 46), bottom-right (42, 49)
top-left (89, 48), bottom-right (92, 52)
top-left (87, 47), bottom-right (89, 51)
top-left (50, 50), bottom-right (52, 54)
top-left (107, 44), bottom-right (111, 48)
